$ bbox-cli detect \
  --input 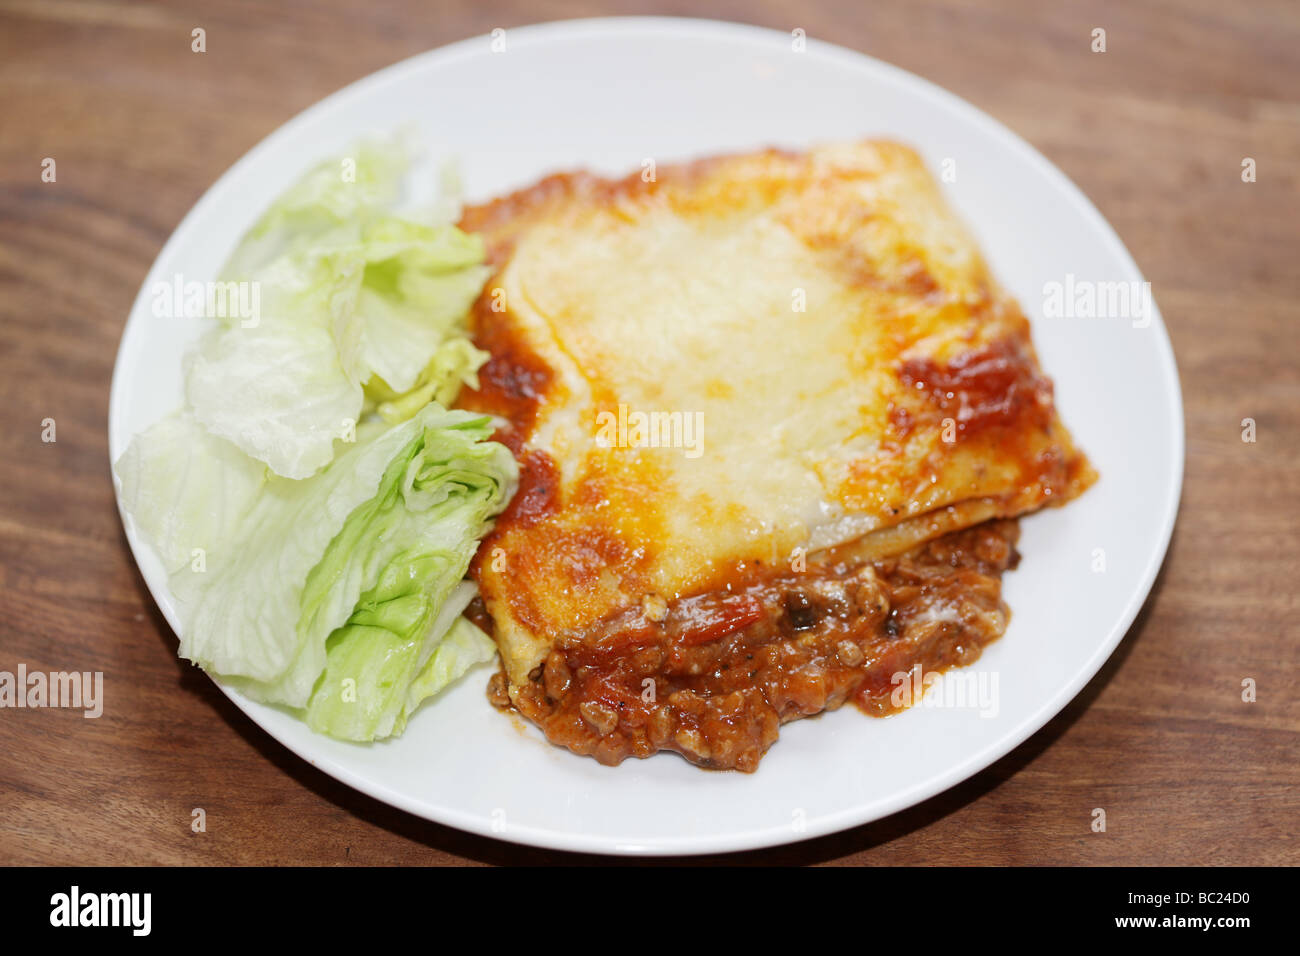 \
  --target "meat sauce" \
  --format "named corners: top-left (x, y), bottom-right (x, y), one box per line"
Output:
top-left (485, 519), bottom-right (1021, 773)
